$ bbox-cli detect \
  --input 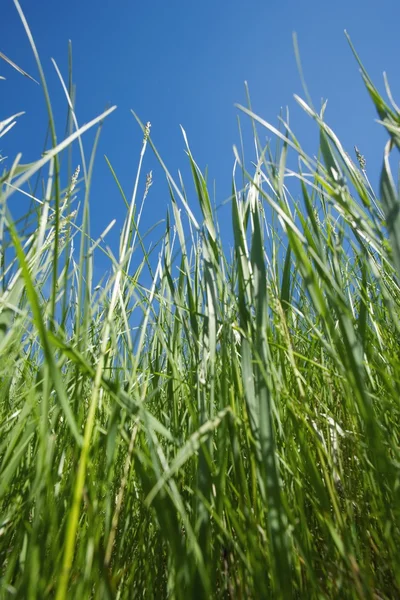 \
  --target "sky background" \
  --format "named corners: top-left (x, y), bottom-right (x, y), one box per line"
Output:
top-left (1, 0), bottom-right (400, 277)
